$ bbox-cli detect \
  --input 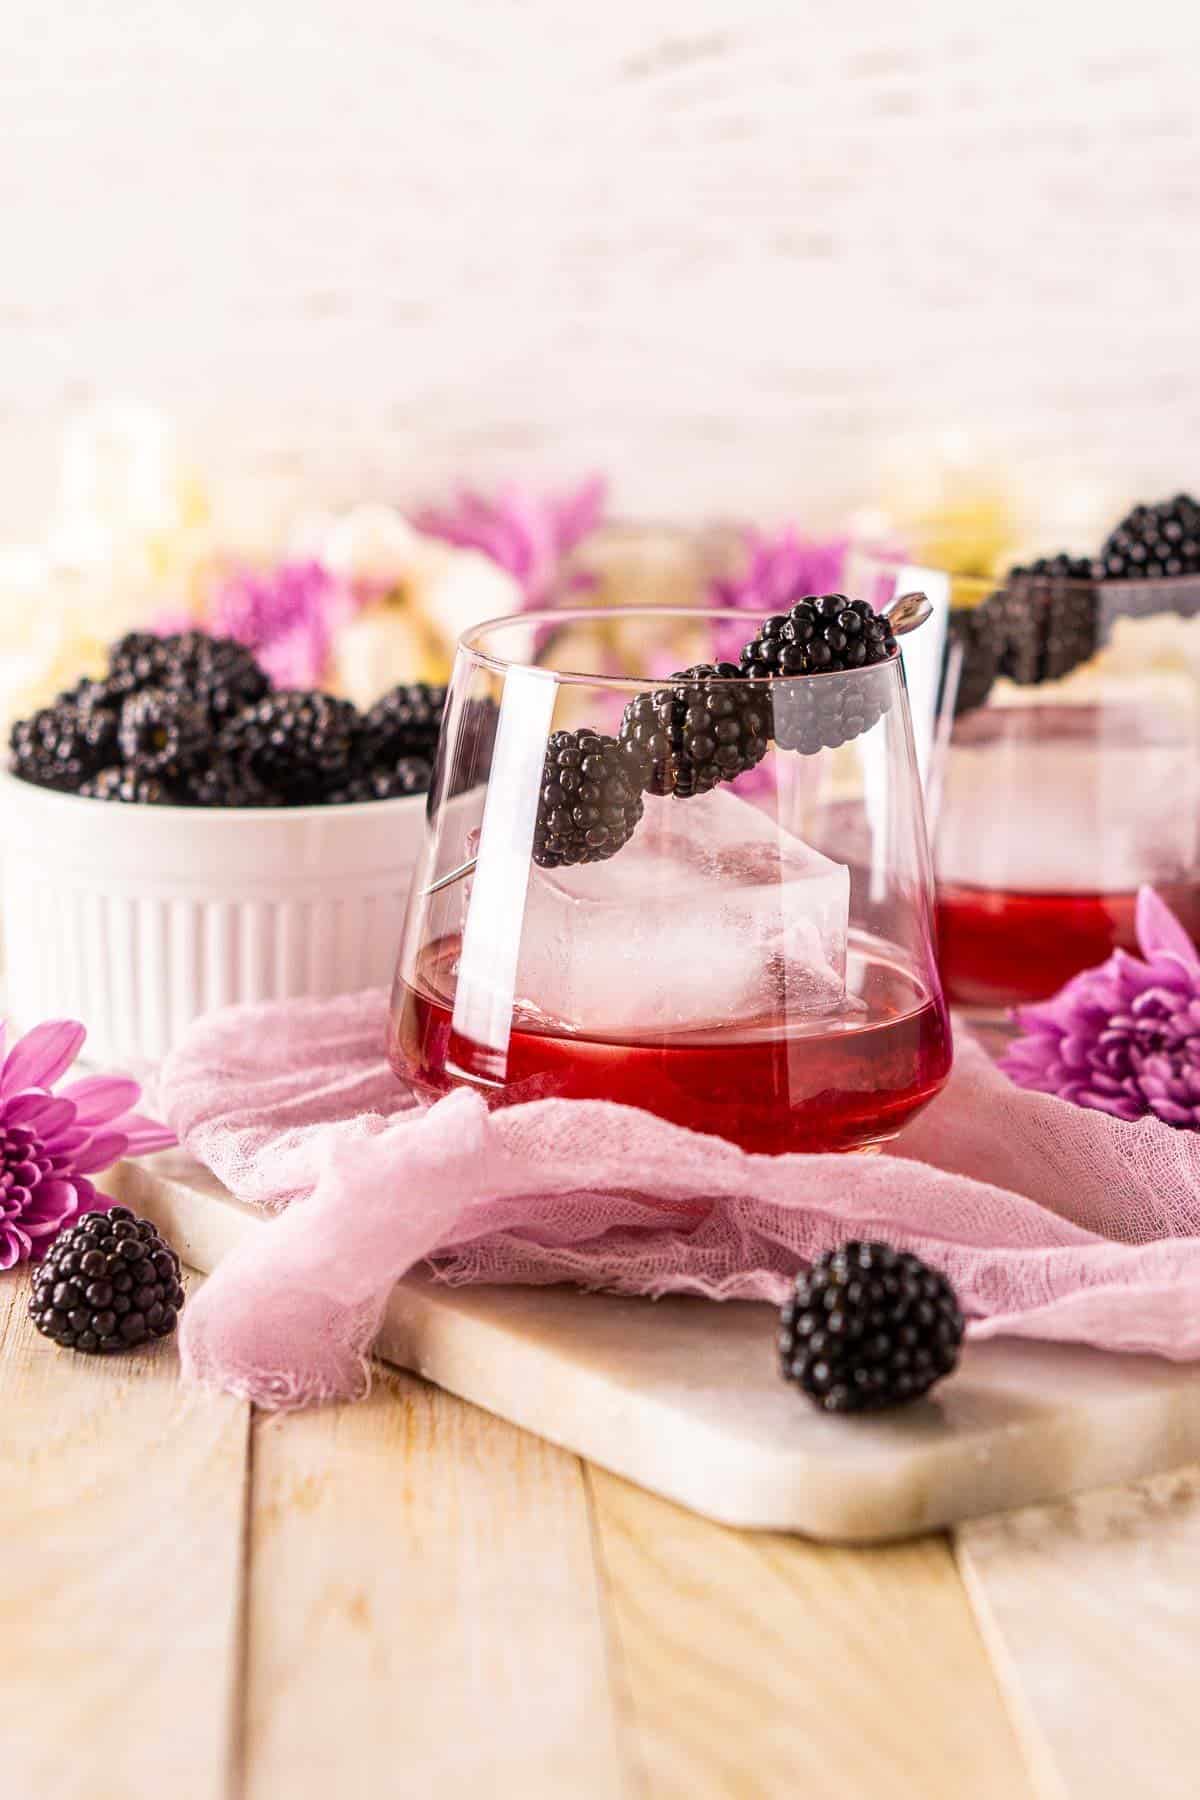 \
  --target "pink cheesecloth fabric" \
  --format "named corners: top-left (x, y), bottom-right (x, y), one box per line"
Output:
top-left (158, 989), bottom-right (1200, 1409)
